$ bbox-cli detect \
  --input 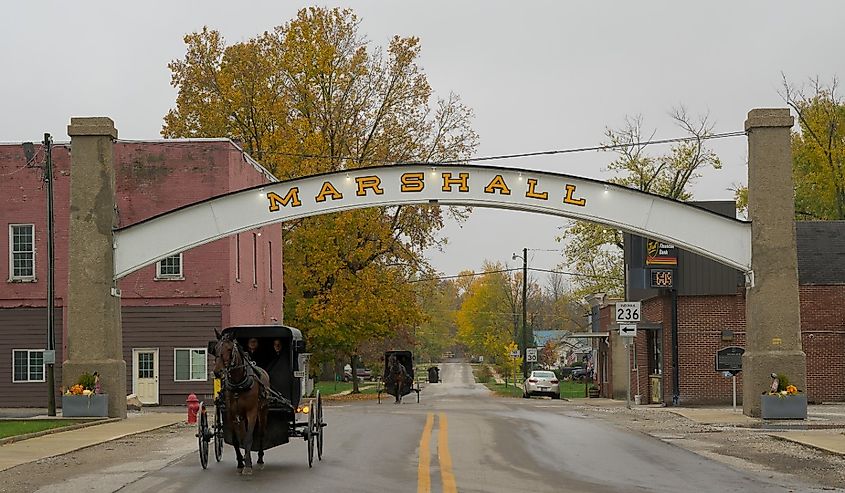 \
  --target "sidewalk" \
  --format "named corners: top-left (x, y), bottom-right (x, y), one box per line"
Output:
top-left (639, 402), bottom-right (845, 456)
top-left (0, 411), bottom-right (183, 472)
